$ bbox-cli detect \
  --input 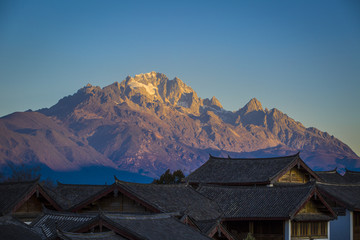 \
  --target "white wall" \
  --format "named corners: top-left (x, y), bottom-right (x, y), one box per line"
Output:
top-left (285, 220), bottom-right (291, 240)
top-left (330, 210), bottom-right (352, 240)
